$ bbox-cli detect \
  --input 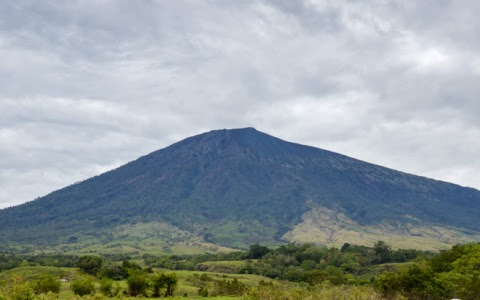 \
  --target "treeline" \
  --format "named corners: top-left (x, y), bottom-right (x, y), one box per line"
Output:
top-left (0, 254), bottom-right (80, 272)
top-left (144, 241), bottom-right (430, 283)
top-left (376, 243), bottom-right (480, 299)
